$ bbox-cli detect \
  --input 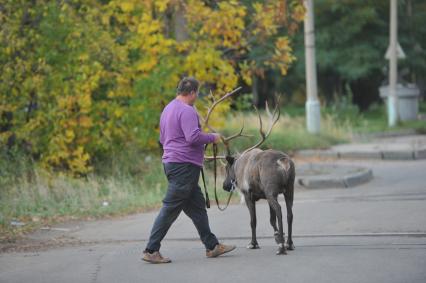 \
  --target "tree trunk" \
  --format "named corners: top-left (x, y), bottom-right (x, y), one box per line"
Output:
top-left (252, 75), bottom-right (259, 107)
top-left (173, 2), bottom-right (188, 42)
